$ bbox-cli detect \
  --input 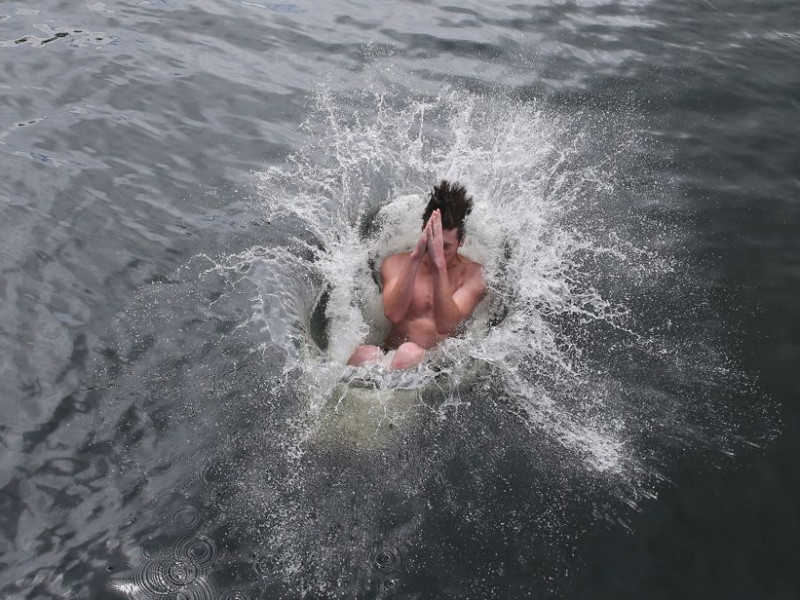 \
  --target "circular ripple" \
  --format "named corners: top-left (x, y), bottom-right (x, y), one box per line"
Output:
top-left (175, 577), bottom-right (217, 600)
top-left (133, 557), bottom-right (203, 597)
top-left (170, 505), bottom-right (200, 532)
top-left (133, 559), bottom-right (175, 596)
top-left (367, 544), bottom-right (407, 575)
top-left (174, 535), bottom-right (218, 569)
top-left (199, 457), bottom-right (227, 486)
top-left (220, 591), bottom-right (252, 600)
top-left (170, 575), bottom-right (216, 600)
top-left (165, 559), bottom-right (199, 586)
top-left (140, 538), bottom-right (165, 559)
top-left (252, 555), bottom-right (277, 577)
